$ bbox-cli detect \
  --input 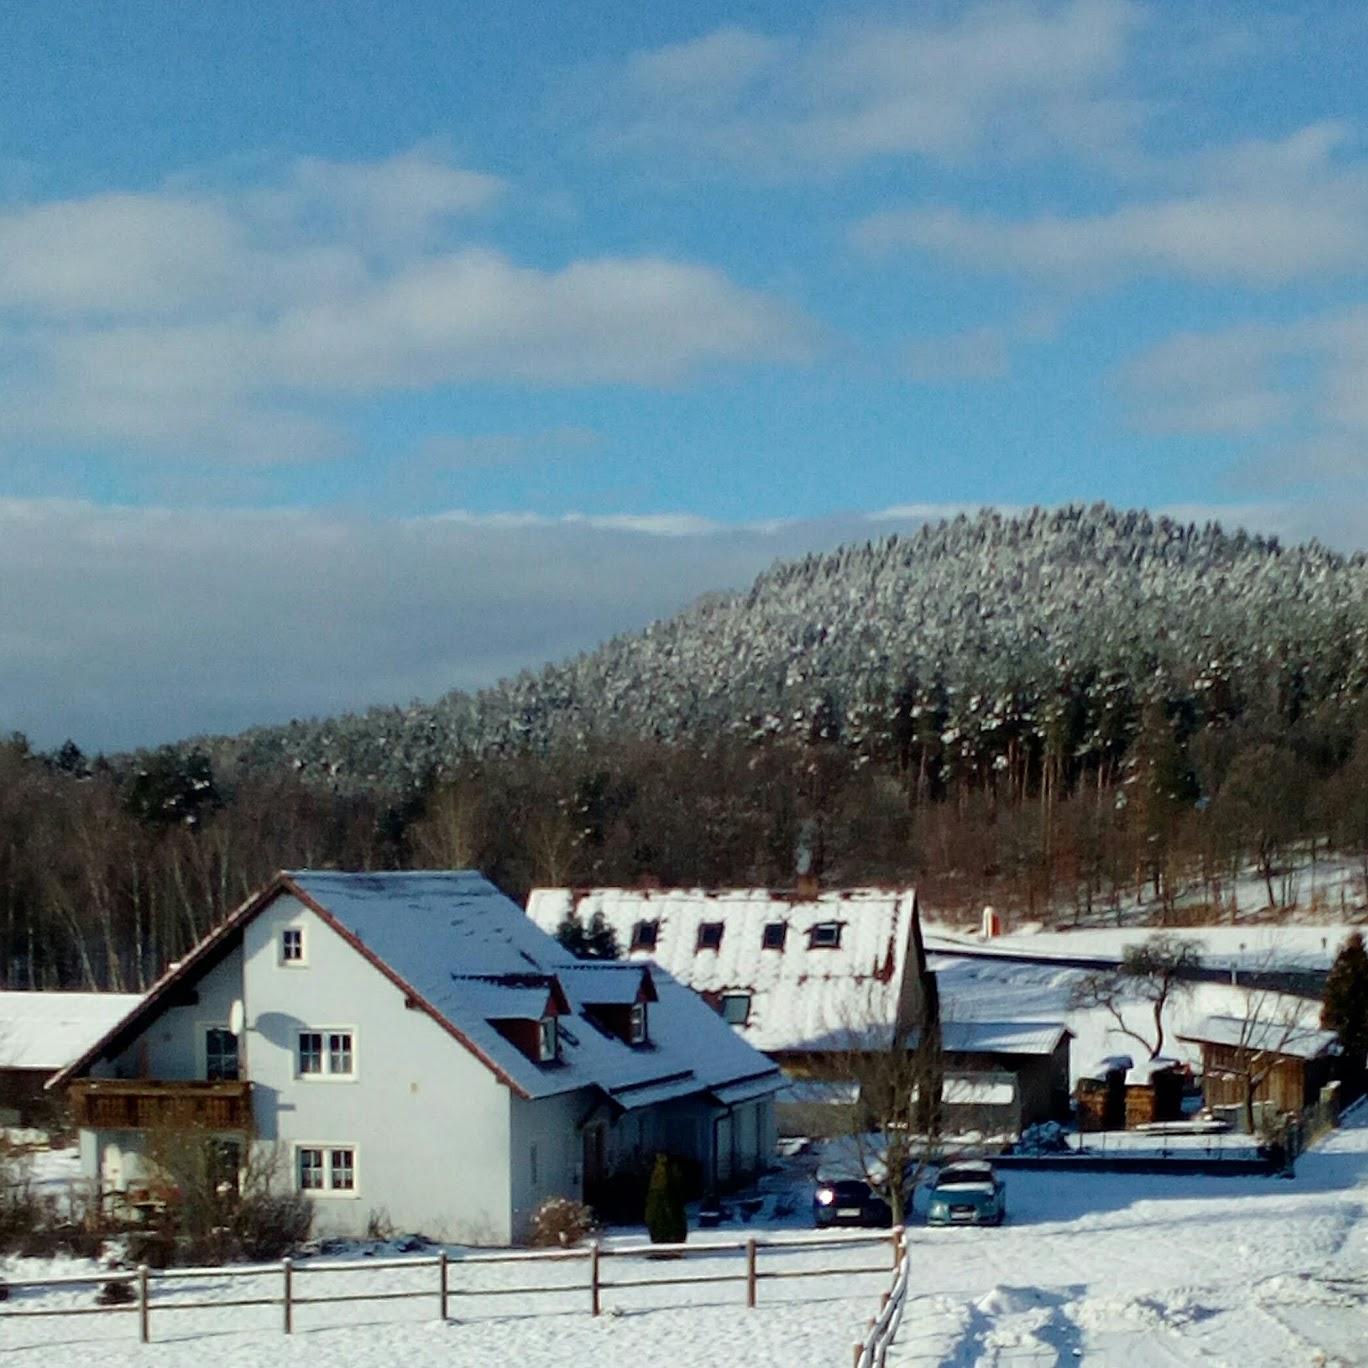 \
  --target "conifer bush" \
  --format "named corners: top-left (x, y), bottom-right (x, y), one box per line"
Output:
top-left (644, 1153), bottom-right (686, 1246)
